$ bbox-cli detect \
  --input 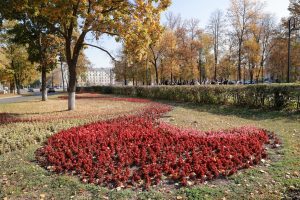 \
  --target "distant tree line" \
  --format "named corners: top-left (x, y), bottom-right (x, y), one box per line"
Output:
top-left (114, 0), bottom-right (300, 85)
